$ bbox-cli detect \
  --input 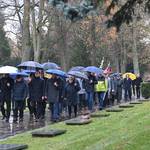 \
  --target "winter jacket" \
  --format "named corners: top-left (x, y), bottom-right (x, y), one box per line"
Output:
top-left (12, 79), bottom-right (28, 101)
top-left (123, 78), bottom-right (132, 89)
top-left (45, 78), bottom-right (60, 103)
top-left (29, 77), bottom-right (44, 101)
top-left (135, 77), bottom-right (143, 87)
top-left (65, 80), bottom-right (80, 106)
top-left (0, 76), bottom-right (14, 98)
top-left (95, 76), bottom-right (108, 92)
top-left (108, 77), bottom-right (117, 95)
top-left (84, 75), bottom-right (97, 93)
